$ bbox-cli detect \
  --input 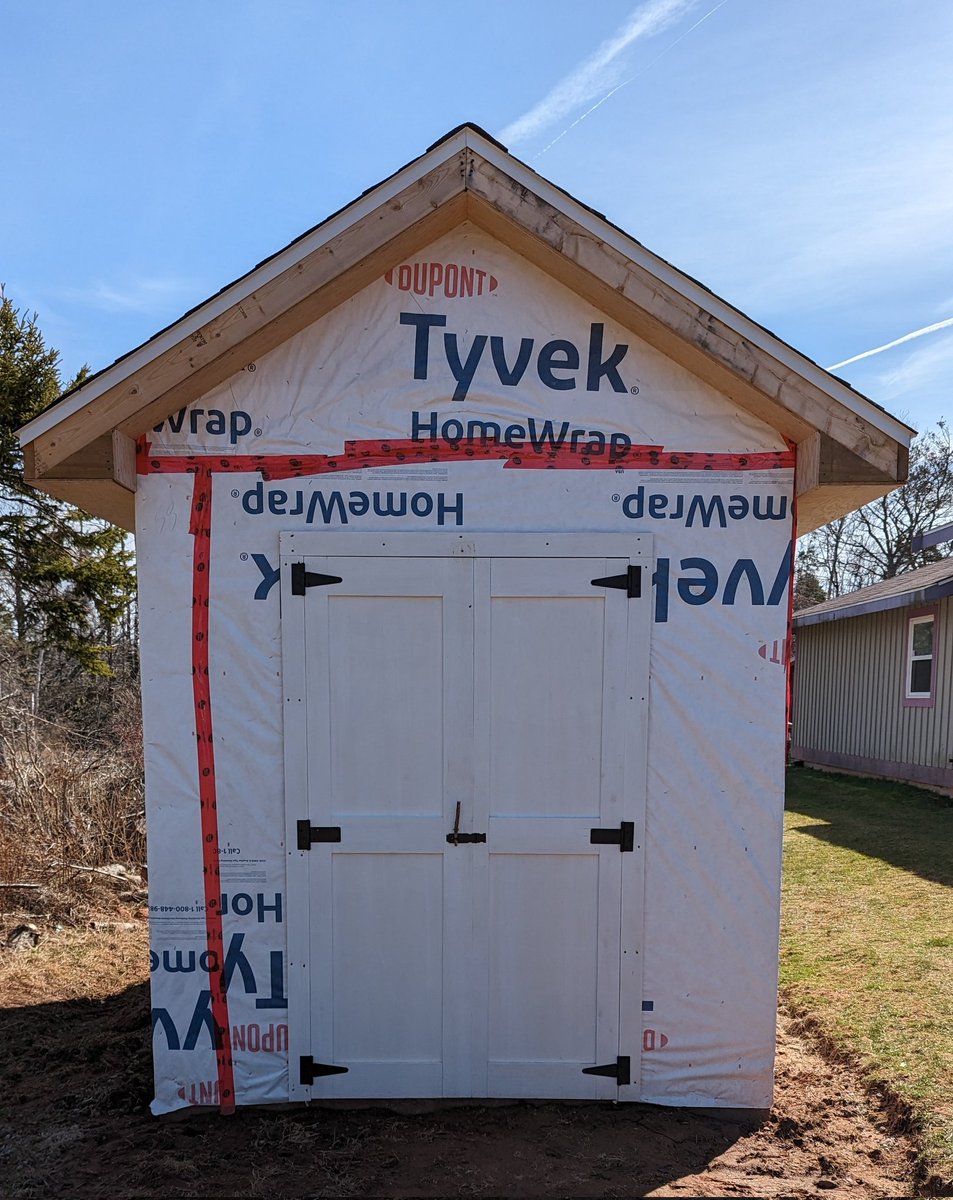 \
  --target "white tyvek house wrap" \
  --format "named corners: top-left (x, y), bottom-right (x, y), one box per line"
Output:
top-left (139, 225), bottom-right (791, 1114)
